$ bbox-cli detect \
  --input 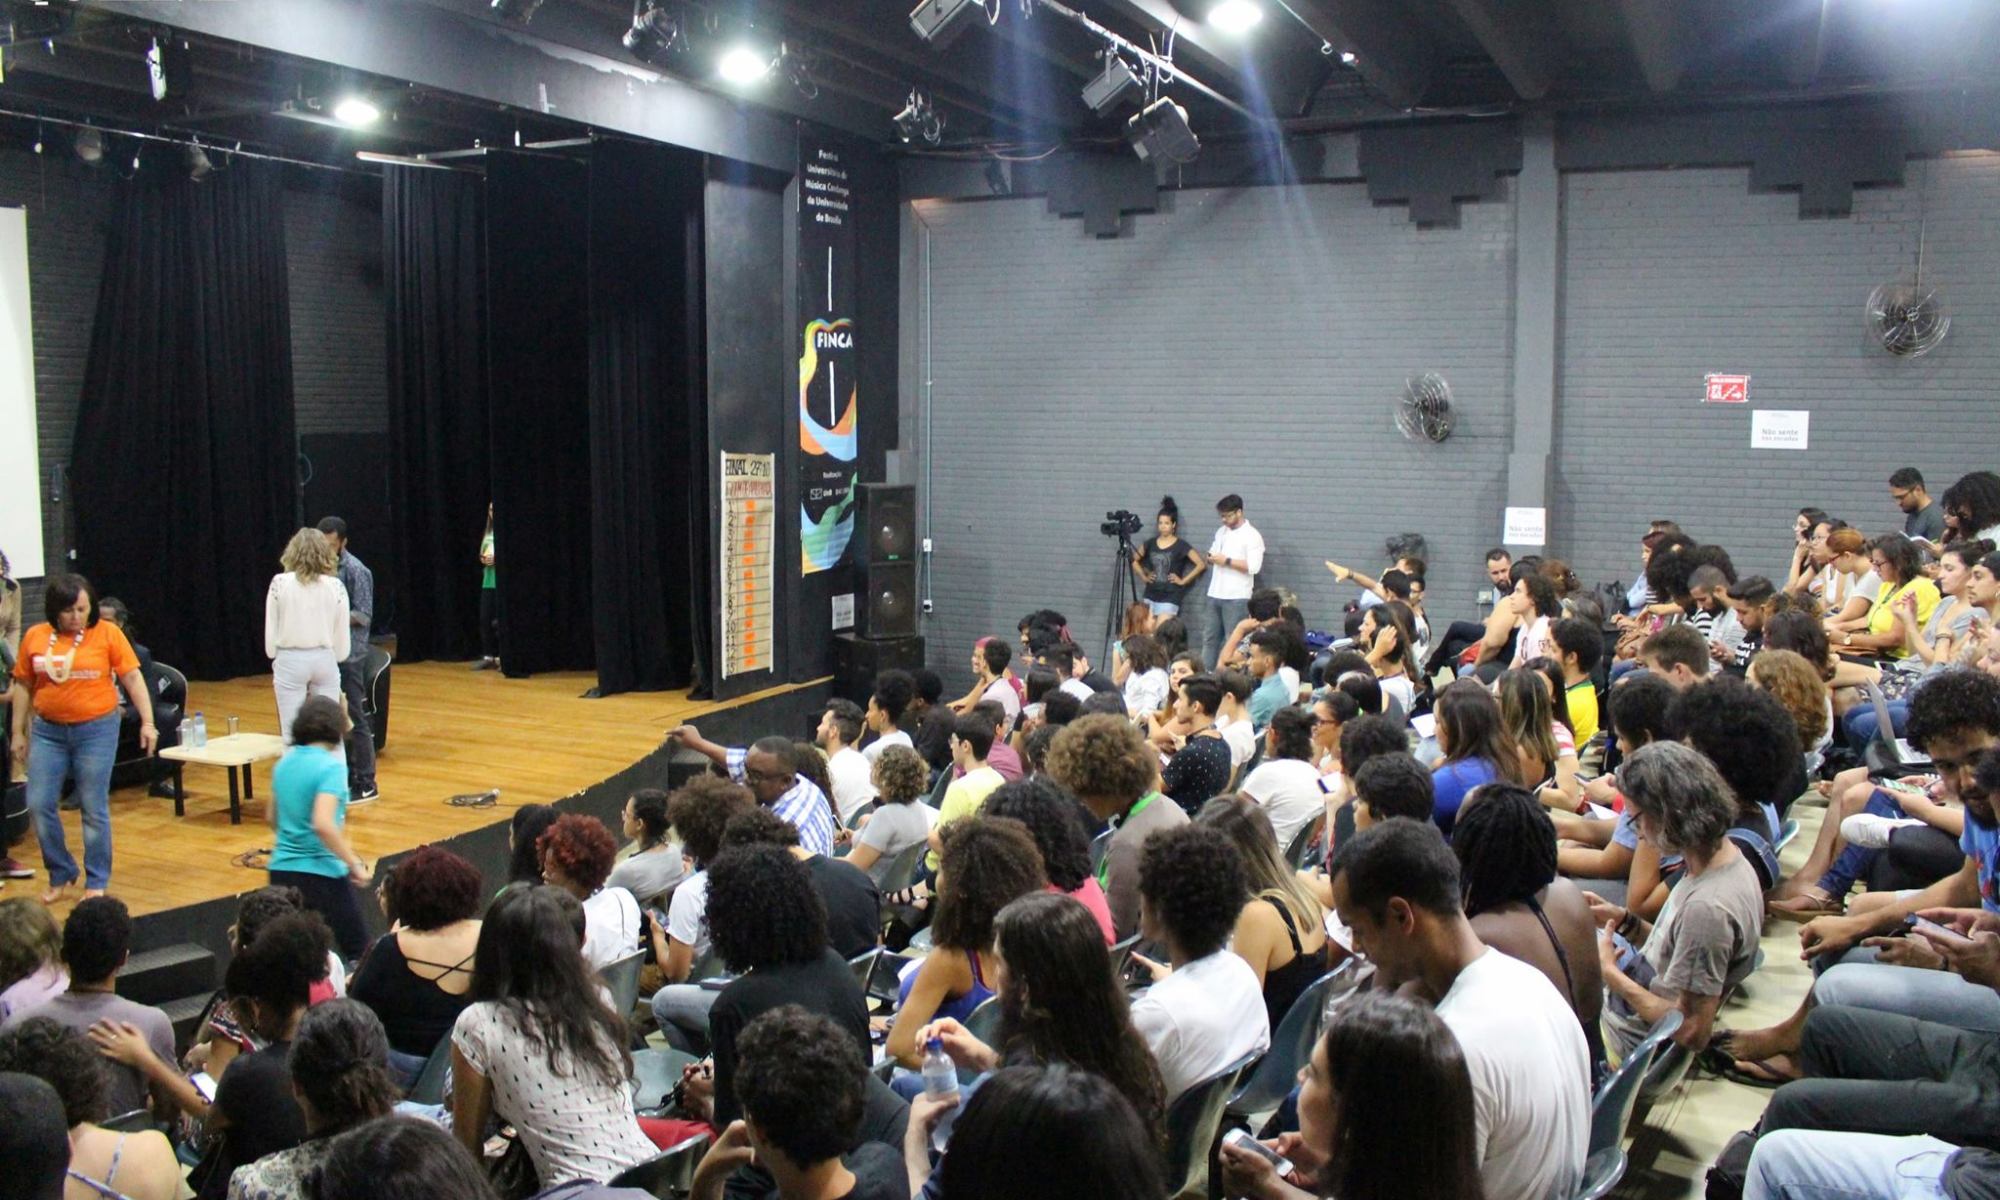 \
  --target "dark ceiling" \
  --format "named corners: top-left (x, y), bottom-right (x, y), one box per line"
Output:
top-left (1, 0), bottom-right (1996, 172)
